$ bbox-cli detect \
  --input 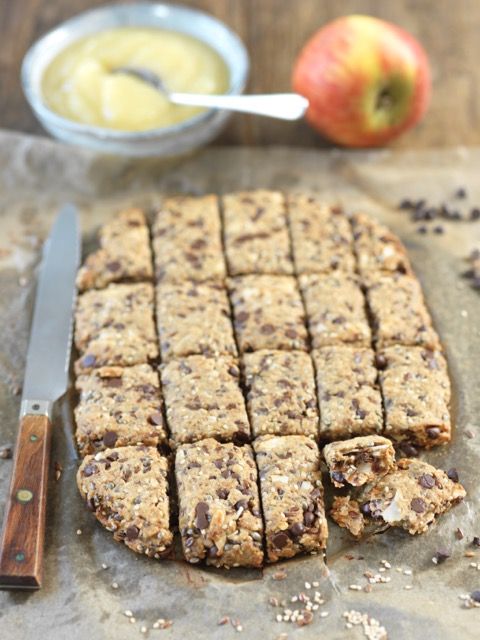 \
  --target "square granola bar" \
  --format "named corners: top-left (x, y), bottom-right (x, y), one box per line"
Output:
top-left (244, 350), bottom-right (318, 438)
top-left (299, 273), bottom-right (371, 348)
top-left (74, 283), bottom-right (158, 372)
top-left (76, 208), bottom-right (153, 292)
top-left (152, 195), bottom-right (226, 283)
top-left (161, 355), bottom-right (250, 445)
top-left (156, 280), bottom-right (237, 361)
top-left (228, 275), bottom-right (308, 352)
top-left (222, 190), bottom-right (294, 275)
top-left (75, 364), bottom-right (167, 457)
top-left (254, 435), bottom-right (328, 562)
top-left (378, 345), bottom-right (451, 447)
top-left (175, 439), bottom-right (264, 567)
top-left (312, 346), bottom-right (383, 441)
top-left (287, 194), bottom-right (356, 274)
top-left (366, 272), bottom-right (440, 350)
